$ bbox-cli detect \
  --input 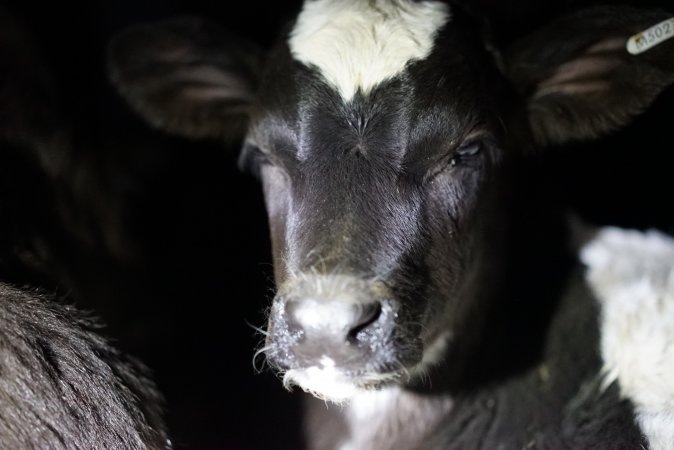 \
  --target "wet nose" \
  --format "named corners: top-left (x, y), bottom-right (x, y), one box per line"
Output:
top-left (285, 297), bottom-right (382, 341)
